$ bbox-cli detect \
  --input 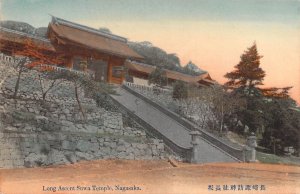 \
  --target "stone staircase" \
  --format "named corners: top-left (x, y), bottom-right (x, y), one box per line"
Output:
top-left (110, 84), bottom-right (247, 163)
